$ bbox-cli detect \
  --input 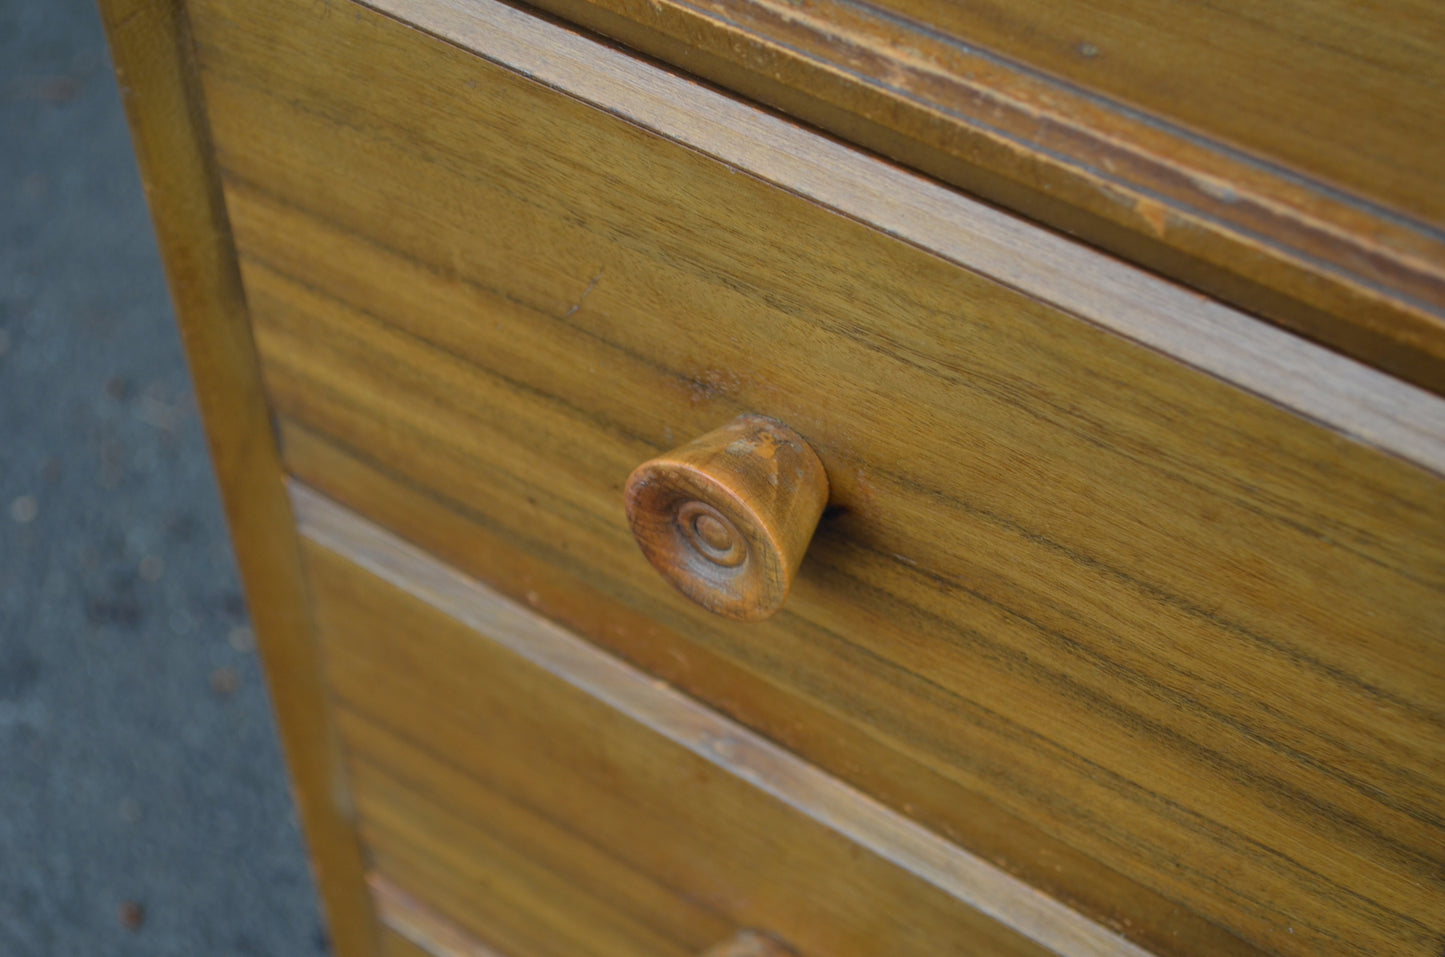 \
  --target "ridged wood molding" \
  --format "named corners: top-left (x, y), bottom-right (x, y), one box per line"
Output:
top-left (348, 0), bottom-right (1445, 475)
top-left (370, 0), bottom-right (1445, 394)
